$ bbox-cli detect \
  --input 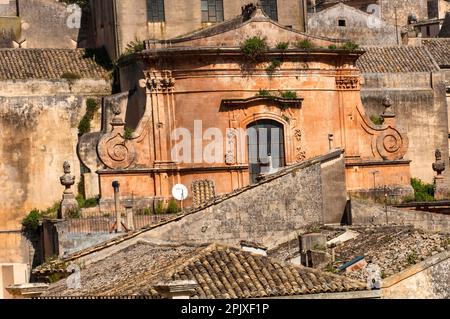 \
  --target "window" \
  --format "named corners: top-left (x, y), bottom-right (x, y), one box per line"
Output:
top-left (261, 0), bottom-right (278, 21)
top-left (338, 19), bottom-right (346, 27)
top-left (201, 0), bottom-right (224, 23)
top-left (147, 0), bottom-right (165, 22)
